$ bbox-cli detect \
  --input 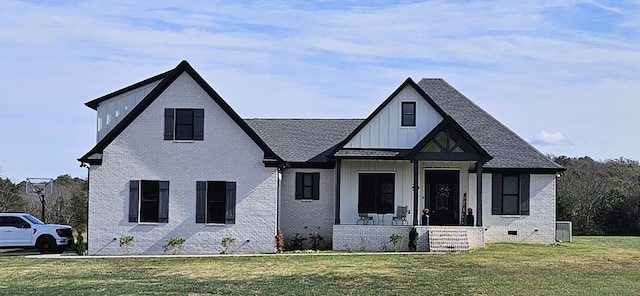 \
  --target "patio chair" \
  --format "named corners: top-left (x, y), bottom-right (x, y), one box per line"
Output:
top-left (392, 205), bottom-right (408, 225)
top-left (357, 213), bottom-right (374, 225)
